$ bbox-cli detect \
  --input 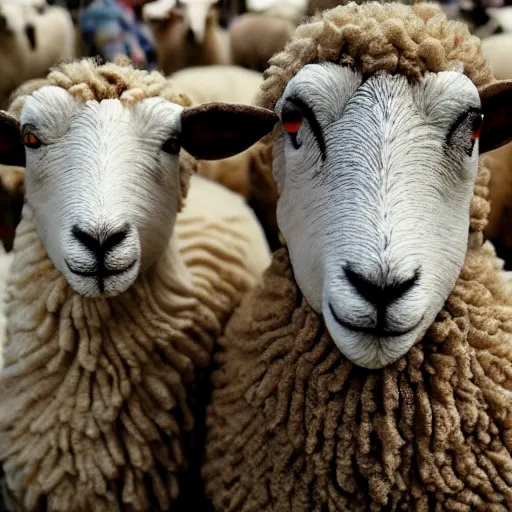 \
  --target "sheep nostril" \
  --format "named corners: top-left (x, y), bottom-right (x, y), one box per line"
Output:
top-left (102, 228), bottom-right (128, 253)
top-left (72, 225), bottom-right (100, 253)
top-left (72, 224), bottom-right (129, 255)
top-left (344, 265), bottom-right (419, 307)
